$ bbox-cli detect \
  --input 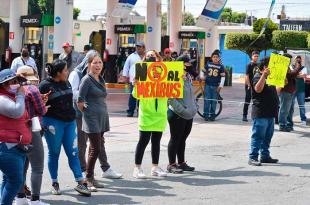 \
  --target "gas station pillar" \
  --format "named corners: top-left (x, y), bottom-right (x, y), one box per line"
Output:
top-left (146, 0), bottom-right (161, 51)
top-left (105, 0), bottom-right (119, 83)
top-left (106, 0), bottom-right (119, 56)
top-left (53, 0), bottom-right (73, 57)
top-left (169, 0), bottom-right (182, 53)
top-left (9, 0), bottom-right (28, 55)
